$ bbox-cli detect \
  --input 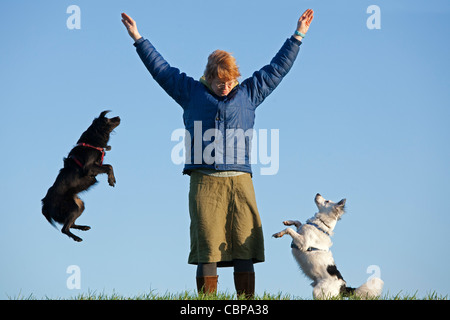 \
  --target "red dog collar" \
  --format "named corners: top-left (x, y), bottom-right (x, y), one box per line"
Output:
top-left (77, 143), bottom-right (105, 164)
